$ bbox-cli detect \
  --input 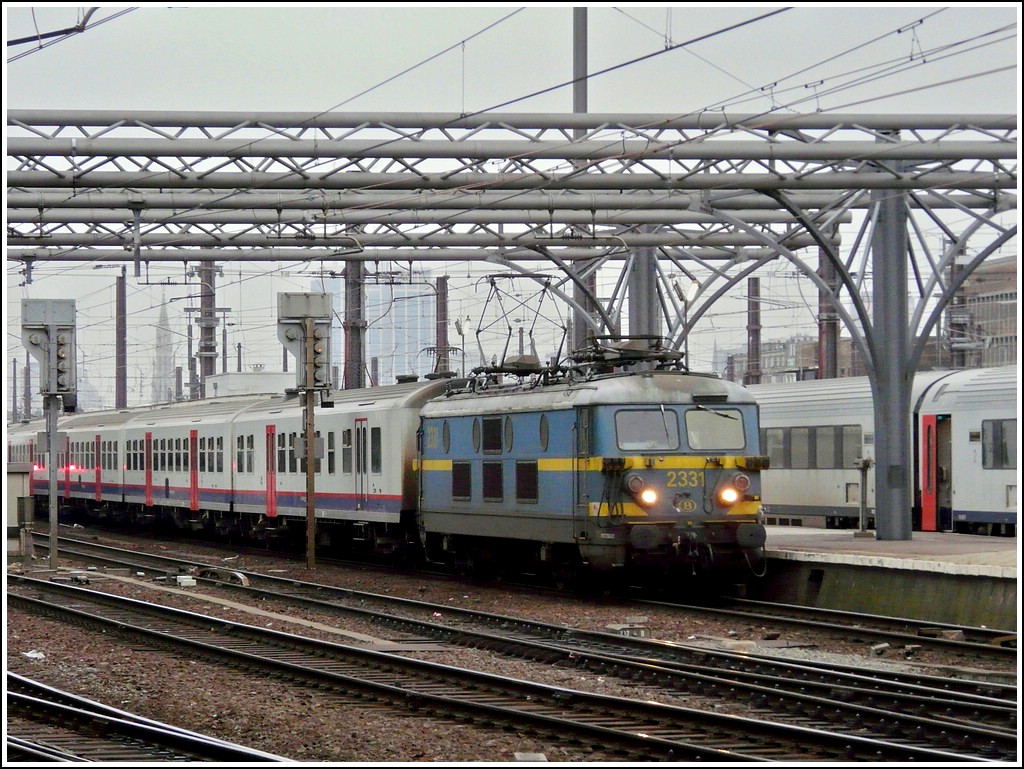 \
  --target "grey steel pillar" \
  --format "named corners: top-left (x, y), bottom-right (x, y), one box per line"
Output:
top-left (435, 276), bottom-right (450, 372)
top-left (344, 261), bottom-right (366, 389)
top-left (24, 351), bottom-right (31, 419)
top-left (571, 7), bottom-right (598, 349)
top-left (11, 358), bottom-right (17, 422)
top-left (871, 163), bottom-right (913, 541)
top-left (818, 246), bottom-right (839, 379)
top-left (197, 262), bottom-right (217, 398)
top-left (627, 242), bottom-right (660, 338)
top-left (116, 267), bottom-right (127, 409)
top-left (745, 277), bottom-right (762, 384)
